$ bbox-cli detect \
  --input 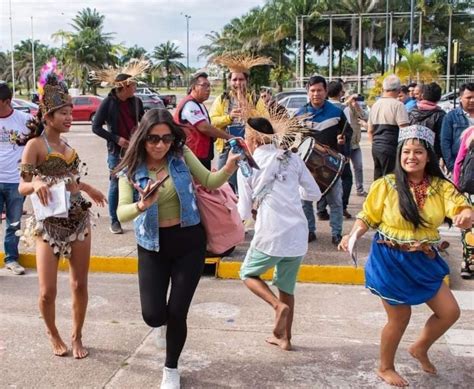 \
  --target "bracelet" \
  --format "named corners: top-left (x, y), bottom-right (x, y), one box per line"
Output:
top-left (135, 202), bottom-right (145, 213)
